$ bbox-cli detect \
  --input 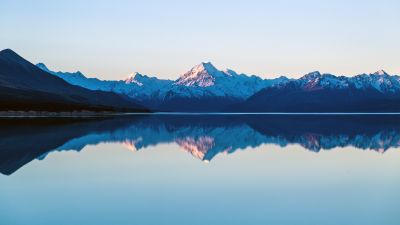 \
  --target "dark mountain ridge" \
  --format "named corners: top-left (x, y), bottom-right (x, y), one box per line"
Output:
top-left (0, 49), bottom-right (148, 112)
top-left (228, 71), bottom-right (400, 112)
top-left (2, 48), bottom-right (399, 112)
